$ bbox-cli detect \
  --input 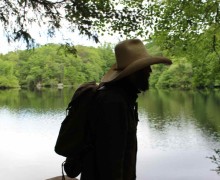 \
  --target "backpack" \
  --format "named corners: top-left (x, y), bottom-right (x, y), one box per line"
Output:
top-left (54, 81), bottom-right (100, 178)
